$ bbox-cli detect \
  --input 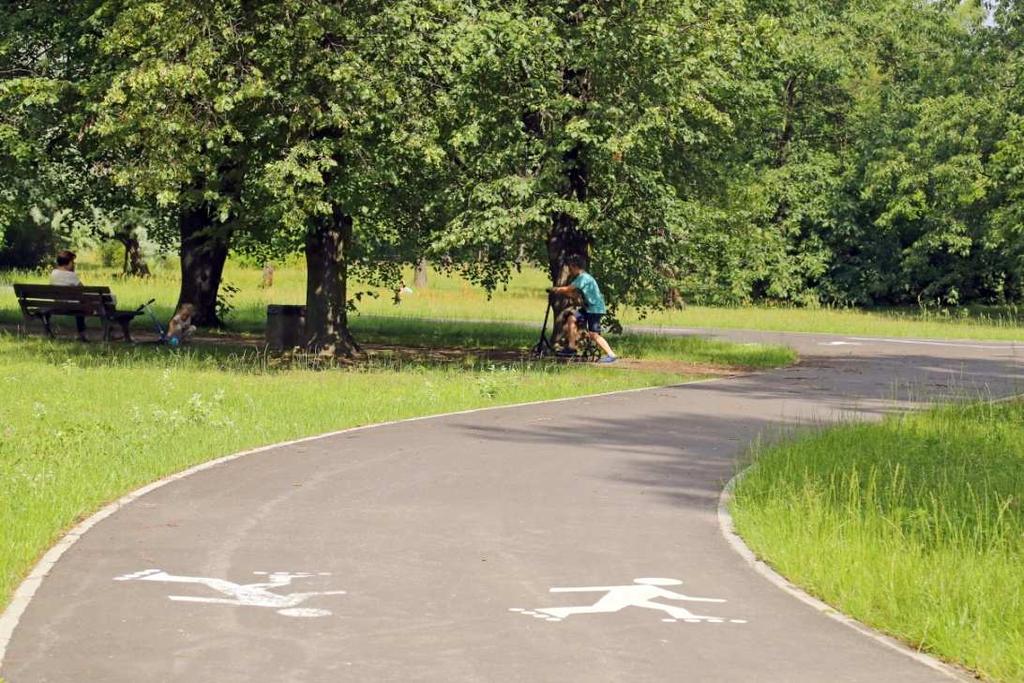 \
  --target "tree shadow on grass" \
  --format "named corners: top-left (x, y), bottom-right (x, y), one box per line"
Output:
top-left (0, 313), bottom-right (777, 377)
top-left (0, 323), bottom-right (583, 375)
